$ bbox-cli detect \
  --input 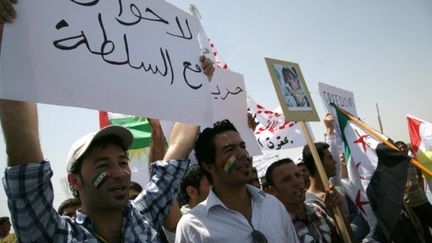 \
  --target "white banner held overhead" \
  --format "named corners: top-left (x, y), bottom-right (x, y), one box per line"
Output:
top-left (0, 0), bottom-right (212, 125)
